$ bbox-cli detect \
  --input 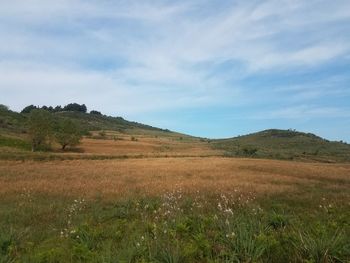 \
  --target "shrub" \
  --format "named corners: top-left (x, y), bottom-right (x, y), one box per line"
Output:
top-left (242, 146), bottom-right (258, 156)
top-left (99, 131), bottom-right (106, 138)
top-left (90, 110), bottom-right (102, 115)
